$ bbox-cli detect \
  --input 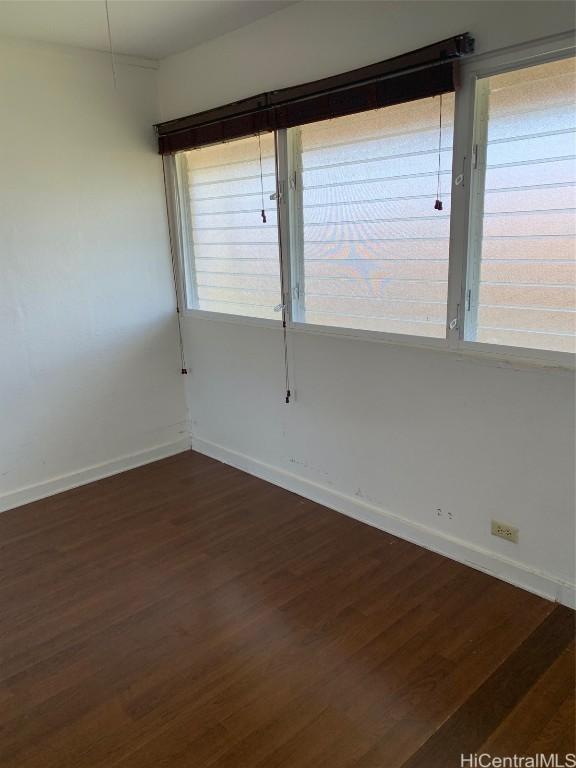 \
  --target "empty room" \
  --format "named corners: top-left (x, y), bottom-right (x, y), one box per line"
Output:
top-left (1, 1), bottom-right (575, 766)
